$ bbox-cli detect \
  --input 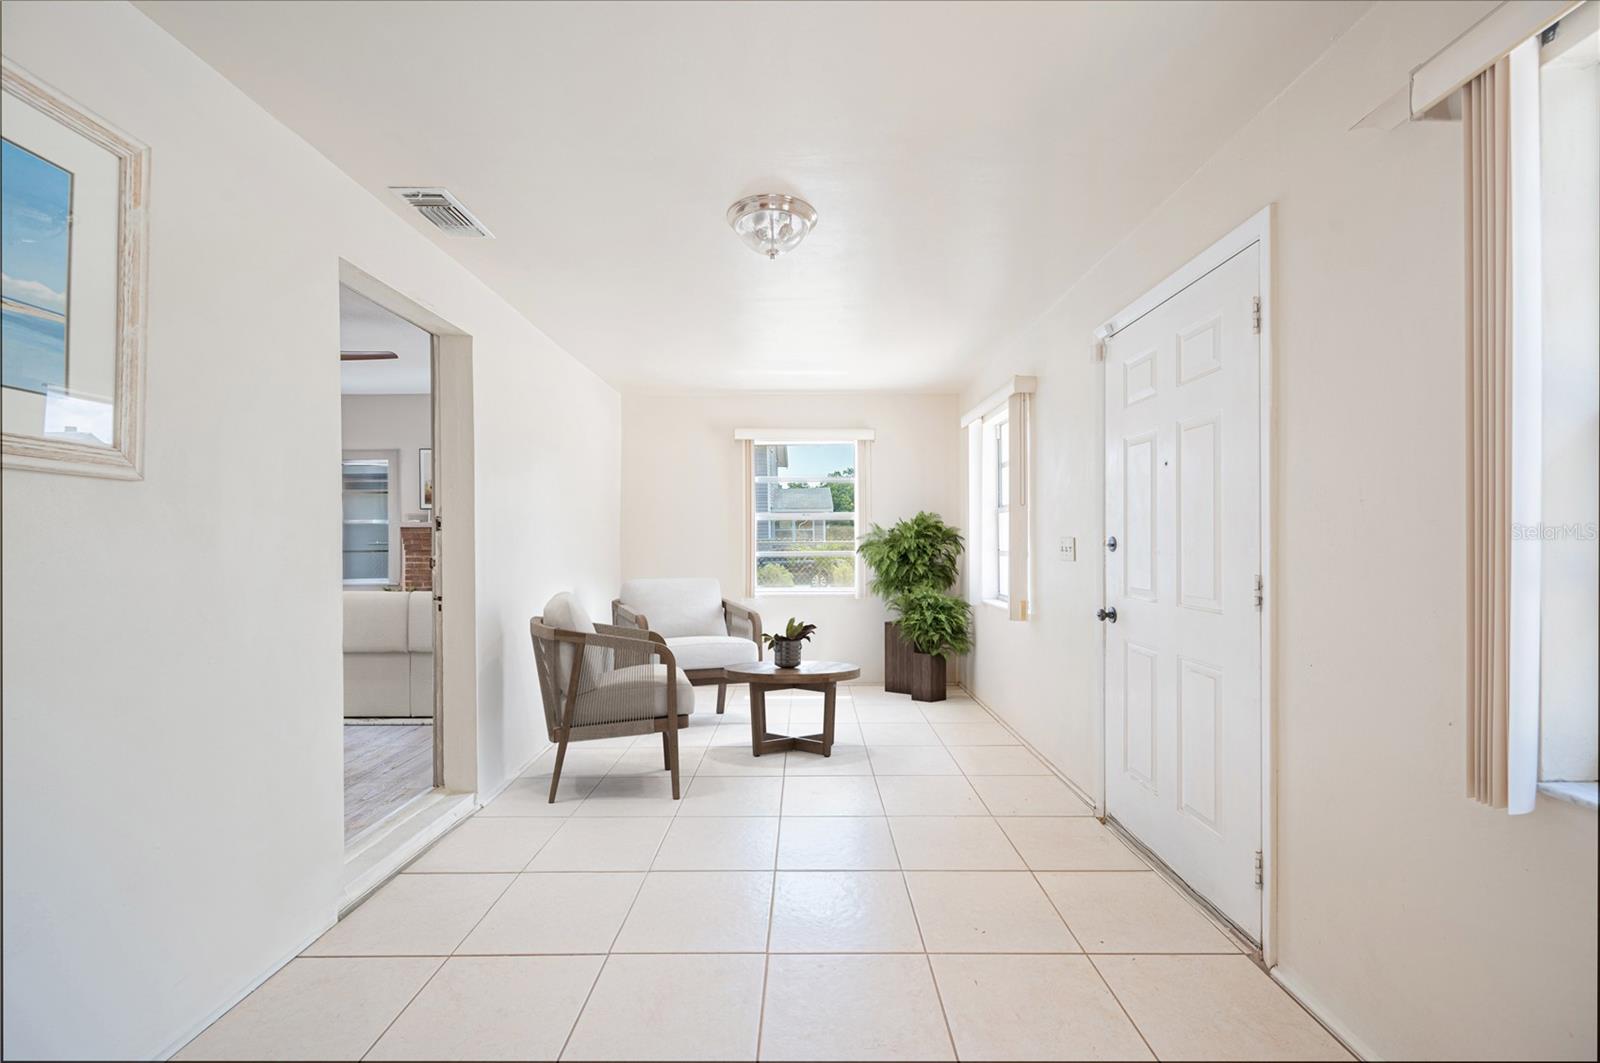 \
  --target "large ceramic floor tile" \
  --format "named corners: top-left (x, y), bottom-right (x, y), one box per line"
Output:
top-left (652, 816), bottom-right (779, 870)
top-left (605, 744), bottom-right (704, 777)
top-left (760, 954), bottom-right (954, 1060)
top-left (998, 817), bottom-right (1148, 871)
top-left (696, 743), bottom-right (786, 775)
top-left (611, 871), bottom-right (772, 952)
top-left (1093, 955), bottom-right (1352, 1060)
top-left (407, 818), bottom-right (561, 873)
top-left (918, 701), bottom-right (994, 723)
top-left (931, 954), bottom-right (1153, 1061)
top-left (932, 722), bottom-right (1020, 746)
top-left (868, 745), bottom-right (962, 775)
top-left (173, 957), bottom-right (440, 1061)
top-left (776, 816), bottom-right (900, 870)
top-left (523, 746), bottom-right (621, 779)
top-left (525, 817), bottom-right (669, 871)
top-left (769, 870), bottom-right (924, 952)
top-left (678, 774), bottom-right (783, 816)
top-left (1037, 872), bottom-right (1237, 953)
top-left (783, 743), bottom-right (875, 776)
top-left (852, 702), bottom-right (928, 723)
top-left (564, 953), bottom-right (766, 1060)
top-left (365, 955), bottom-right (602, 1060)
top-left (479, 774), bottom-right (598, 817)
top-left (304, 874), bottom-right (512, 956)
top-left (860, 722), bottom-right (943, 746)
top-left (457, 872), bottom-right (642, 954)
top-left (905, 871), bottom-right (1078, 952)
top-left (876, 775), bottom-right (988, 815)
top-left (573, 775), bottom-right (682, 816)
top-left (947, 745), bottom-right (1052, 775)
top-left (781, 775), bottom-right (884, 816)
top-left (968, 774), bottom-right (1093, 816)
top-left (887, 816), bottom-right (1025, 870)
